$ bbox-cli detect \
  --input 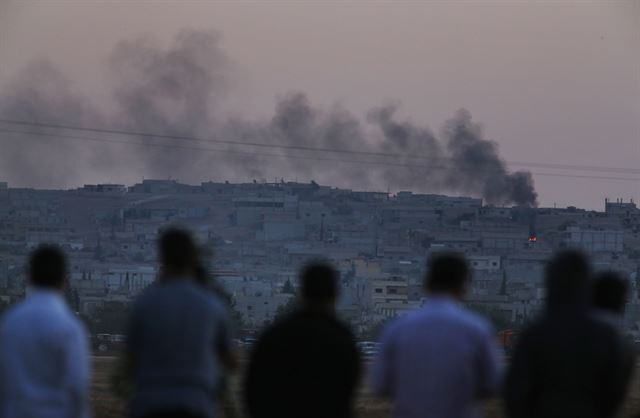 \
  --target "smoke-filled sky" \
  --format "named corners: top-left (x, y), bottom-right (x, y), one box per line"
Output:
top-left (0, 1), bottom-right (638, 209)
